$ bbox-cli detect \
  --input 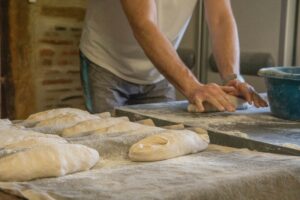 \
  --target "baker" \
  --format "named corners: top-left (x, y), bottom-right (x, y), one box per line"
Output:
top-left (79, 0), bottom-right (268, 113)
